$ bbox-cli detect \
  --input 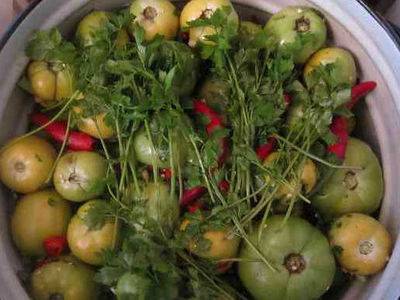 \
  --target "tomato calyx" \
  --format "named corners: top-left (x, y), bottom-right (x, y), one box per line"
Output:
top-left (43, 235), bottom-right (68, 257)
top-left (284, 253), bottom-right (306, 274)
top-left (359, 240), bottom-right (374, 256)
top-left (143, 6), bottom-right (158, 20)
top-left (295, 16), bottom-right (311, 33)
top-left (343, 170), bottom-right (358, 190)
